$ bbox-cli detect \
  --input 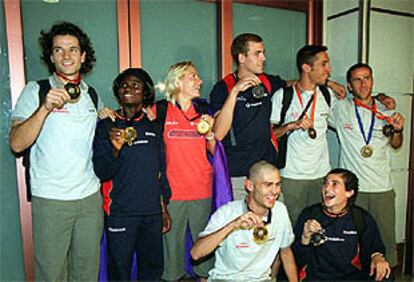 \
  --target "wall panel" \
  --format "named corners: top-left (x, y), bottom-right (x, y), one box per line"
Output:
top-left (140, 0), bottom-right (217, 100)
top-left (0, 2), bottom-right (25, 280)
top-left (233, 2), bottom-right (306, 80)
